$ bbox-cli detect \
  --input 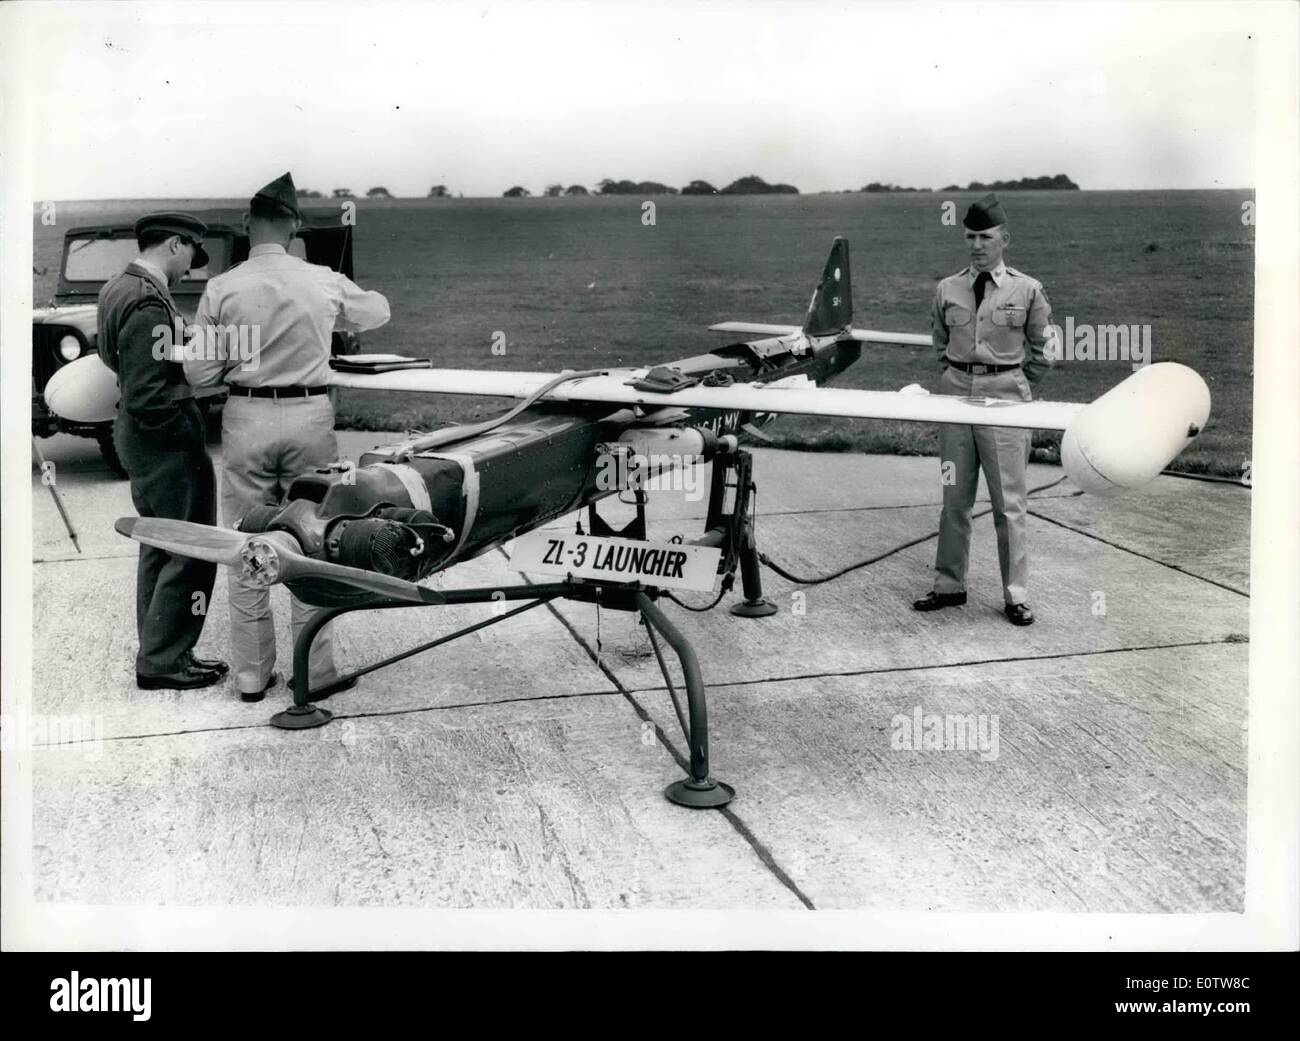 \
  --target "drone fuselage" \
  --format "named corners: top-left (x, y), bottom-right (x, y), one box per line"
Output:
top-left (243, 333), bottom-right (862, 605)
